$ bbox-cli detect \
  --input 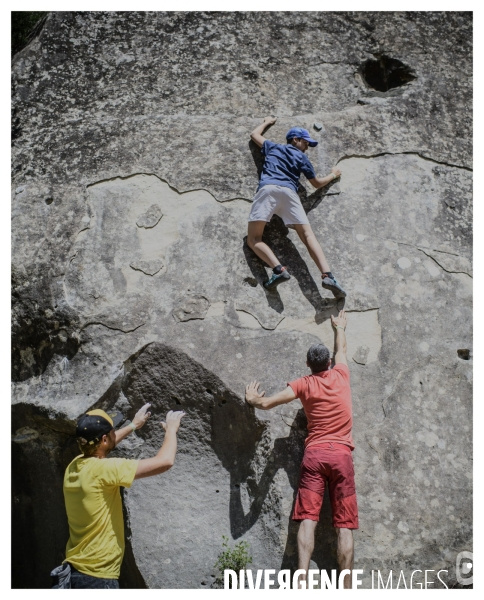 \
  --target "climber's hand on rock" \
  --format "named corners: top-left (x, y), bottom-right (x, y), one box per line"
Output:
top-left (246, 381), bottom-right (265, 405)
top-left (331, 167), bottom-right (341, 178)
top-left (331, 310), bottom-right (347, 330)
top-left (161, 410), bottom-right (185, 433)
top-left (263, 116), bottom-right (277, 126)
